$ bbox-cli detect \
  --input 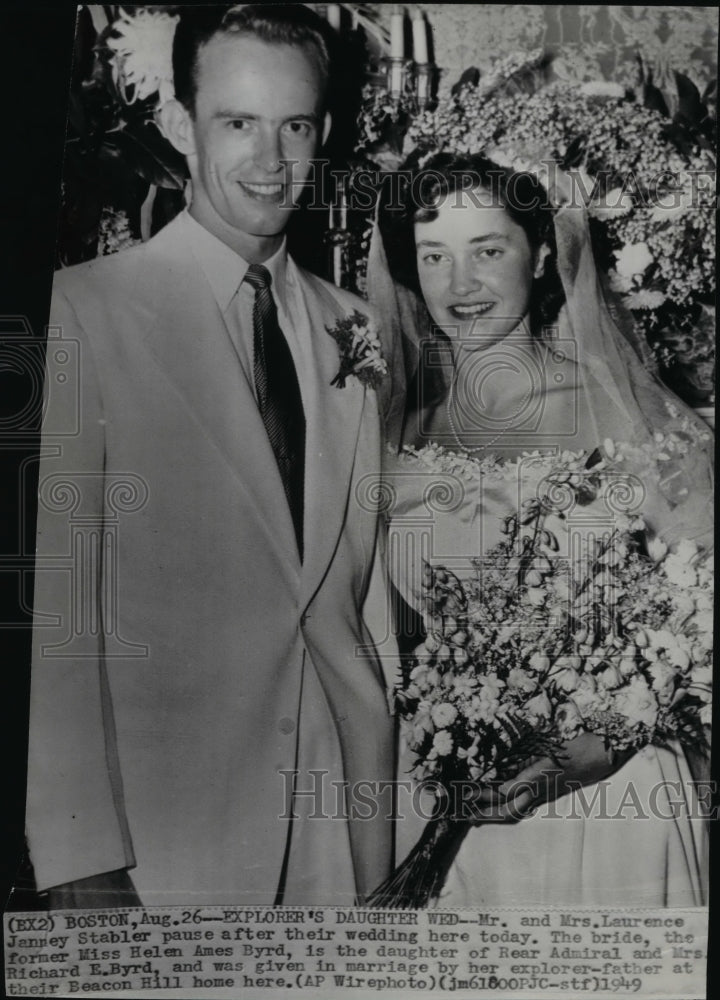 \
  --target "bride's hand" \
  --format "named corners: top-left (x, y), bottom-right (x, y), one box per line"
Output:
top-left (468, 732), bottom-right (632, 824)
